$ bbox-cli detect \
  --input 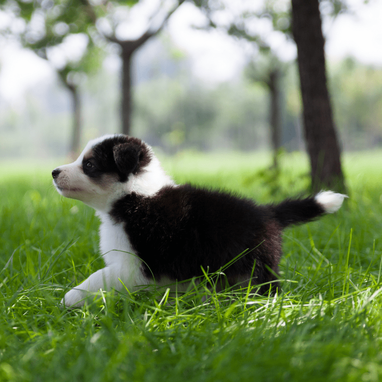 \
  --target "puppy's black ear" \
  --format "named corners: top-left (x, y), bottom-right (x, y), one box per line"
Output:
top-left (113, 142), bottom-right (141, 175)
